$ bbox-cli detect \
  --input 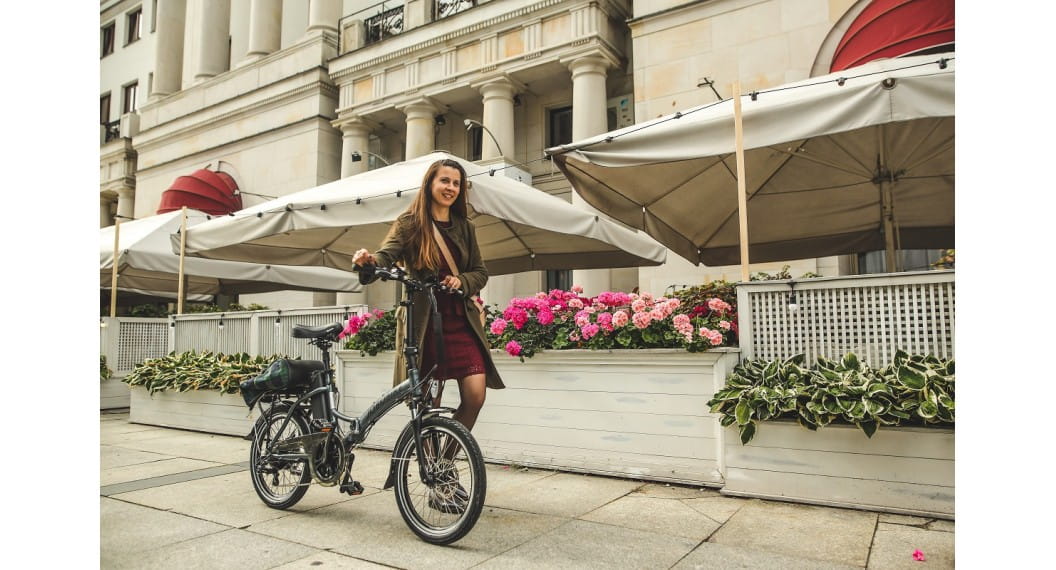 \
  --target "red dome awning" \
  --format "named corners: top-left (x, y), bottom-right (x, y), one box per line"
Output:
top-left (157, 169), bottom-right (242, 216)
top-left (830, 0), bottom-right (954, 72)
